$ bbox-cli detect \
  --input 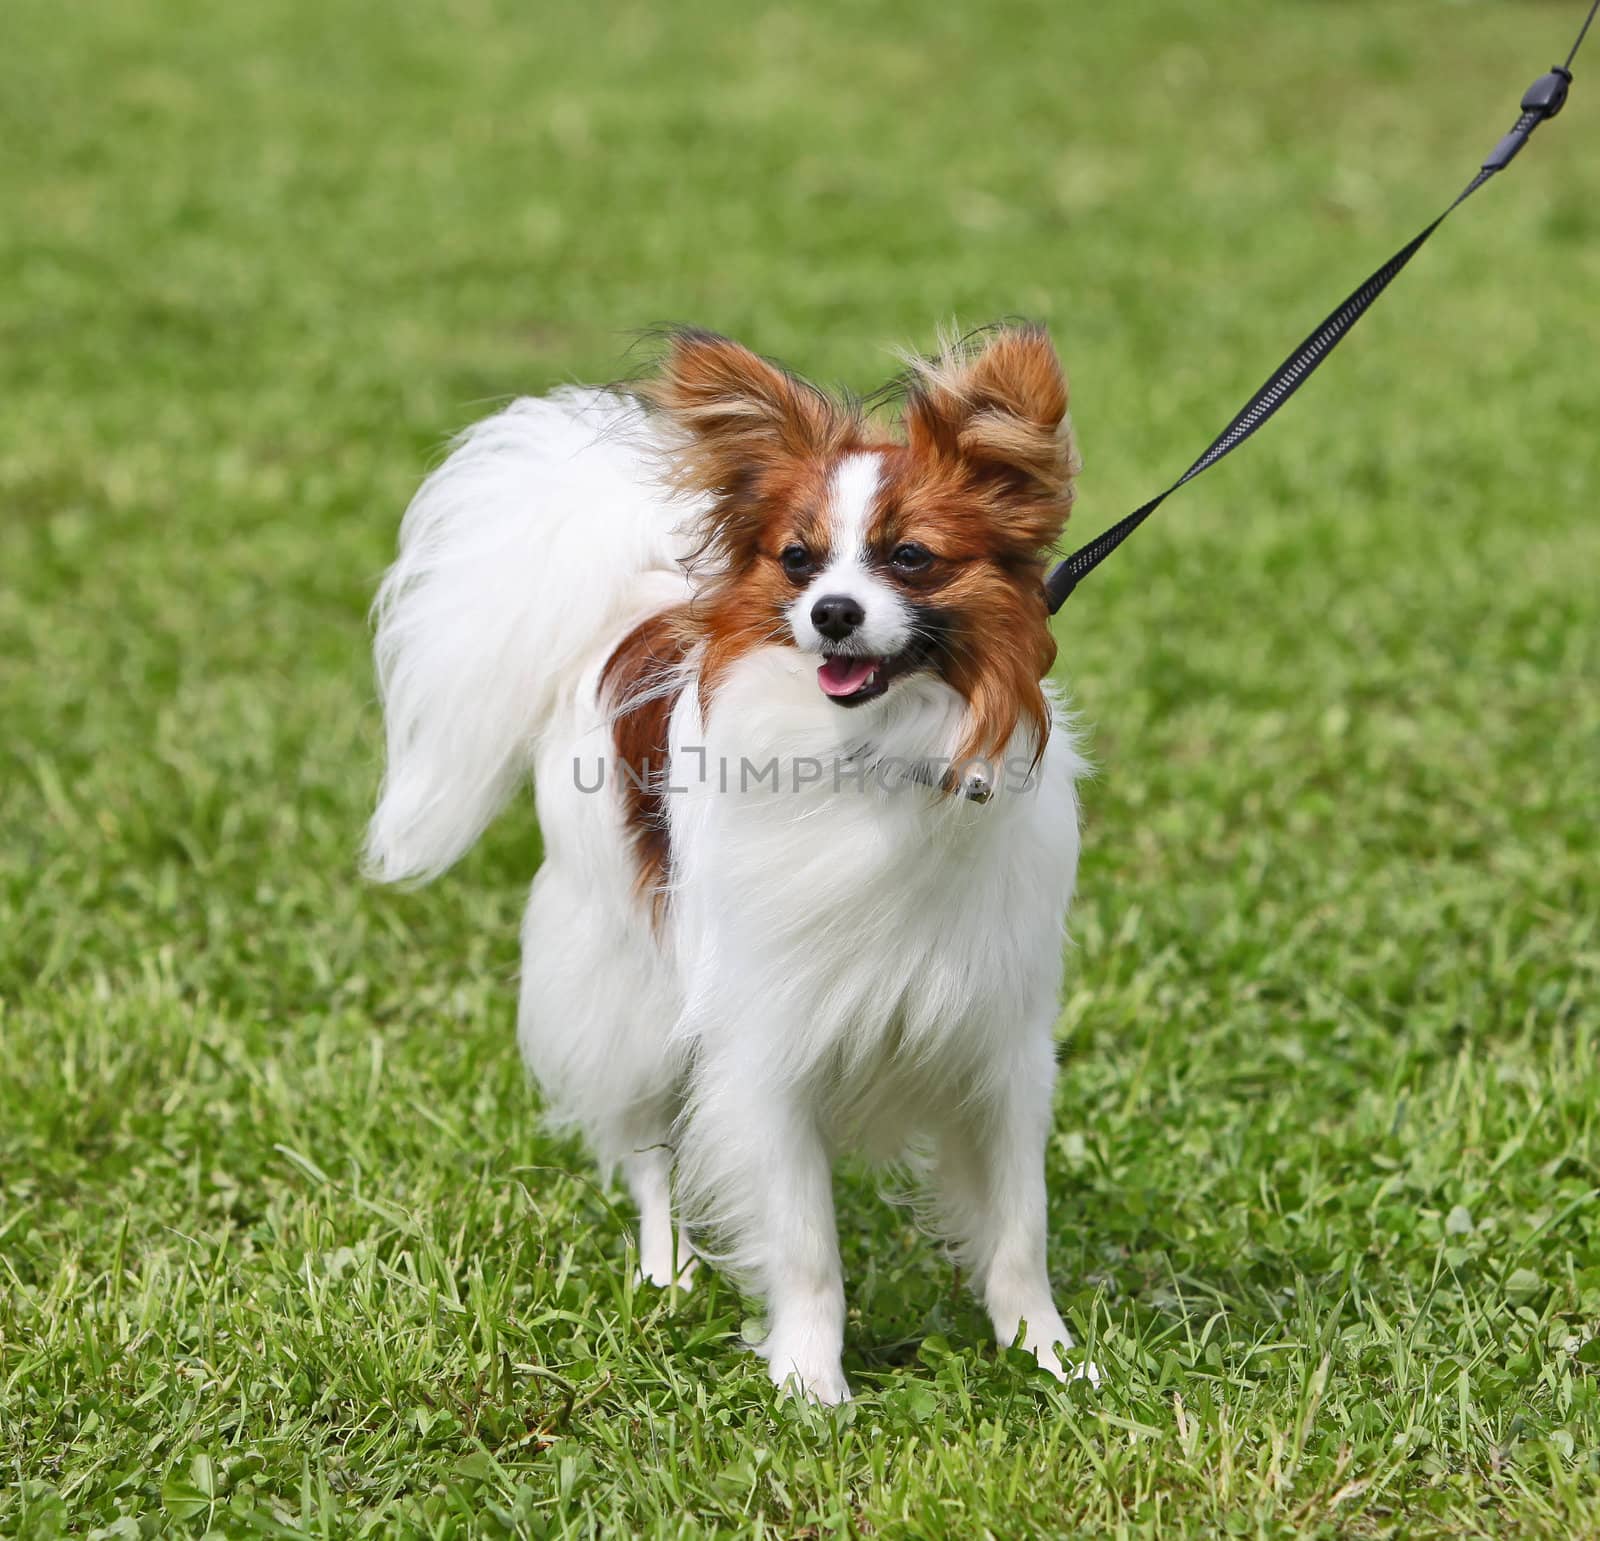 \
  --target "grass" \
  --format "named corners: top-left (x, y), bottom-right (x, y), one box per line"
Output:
top-left (2, 0), bottom-right (1598, 1534)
